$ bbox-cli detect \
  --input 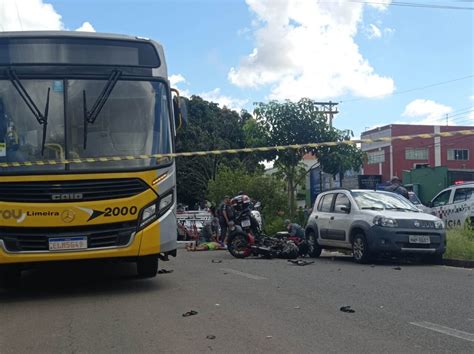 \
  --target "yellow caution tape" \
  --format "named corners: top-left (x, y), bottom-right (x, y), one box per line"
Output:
top-left (1, 129), bottom-right (473, 168)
